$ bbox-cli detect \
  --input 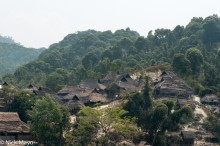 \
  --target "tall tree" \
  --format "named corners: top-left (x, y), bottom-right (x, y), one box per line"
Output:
top-left (186, 48), bottom-right (204, 74)
top-left (172, 53), bottom-right (191, 74)
top-left (29, 96), bottom-right (70, 146)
